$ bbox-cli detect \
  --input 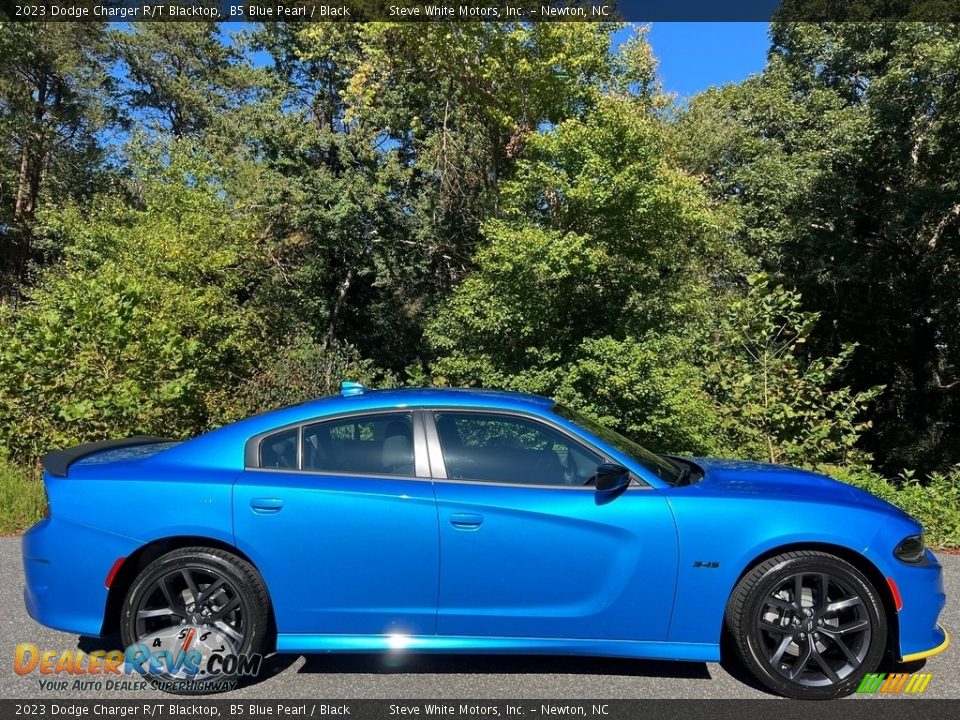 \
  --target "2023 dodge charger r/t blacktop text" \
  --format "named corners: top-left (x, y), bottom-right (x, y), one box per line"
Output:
top-left (23, 384), bottom-right (948, 698)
